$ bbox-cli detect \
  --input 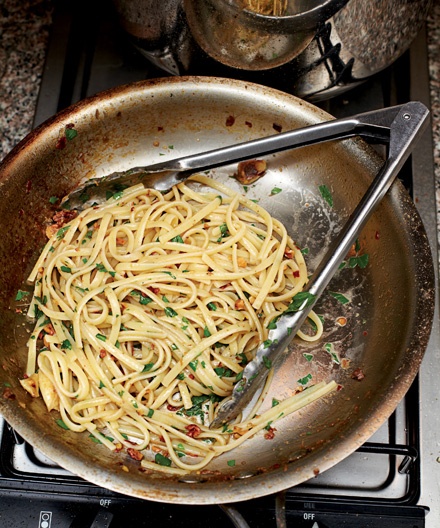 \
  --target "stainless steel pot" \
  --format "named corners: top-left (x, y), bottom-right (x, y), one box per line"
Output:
top-left (0, 77), bottom-right (434, 504)
top-left (111, 0), bottom-right (432, 99)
